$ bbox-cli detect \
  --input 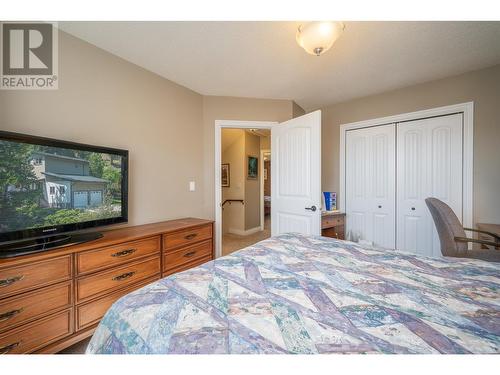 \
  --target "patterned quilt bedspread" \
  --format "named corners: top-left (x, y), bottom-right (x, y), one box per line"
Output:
top-left (87, 233), bottom-right (500, 354)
